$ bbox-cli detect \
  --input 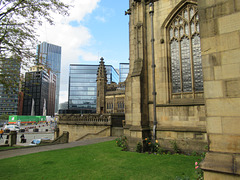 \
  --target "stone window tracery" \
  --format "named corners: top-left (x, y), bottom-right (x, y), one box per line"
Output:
top-left (168, 4), bottom-right (203, 98)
